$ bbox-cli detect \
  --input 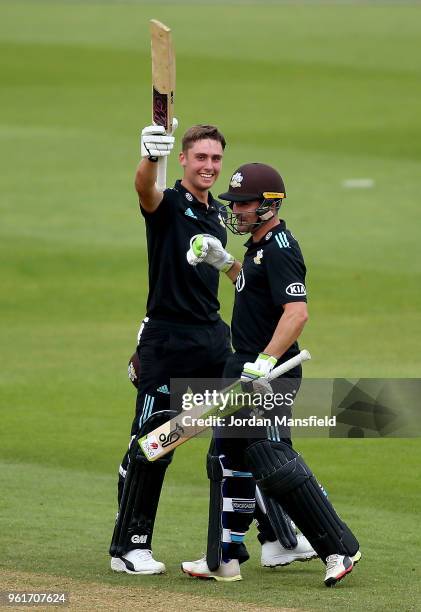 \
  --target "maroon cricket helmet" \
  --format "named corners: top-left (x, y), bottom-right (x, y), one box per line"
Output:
top-left (218, 162), bottom-right (286, 202)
